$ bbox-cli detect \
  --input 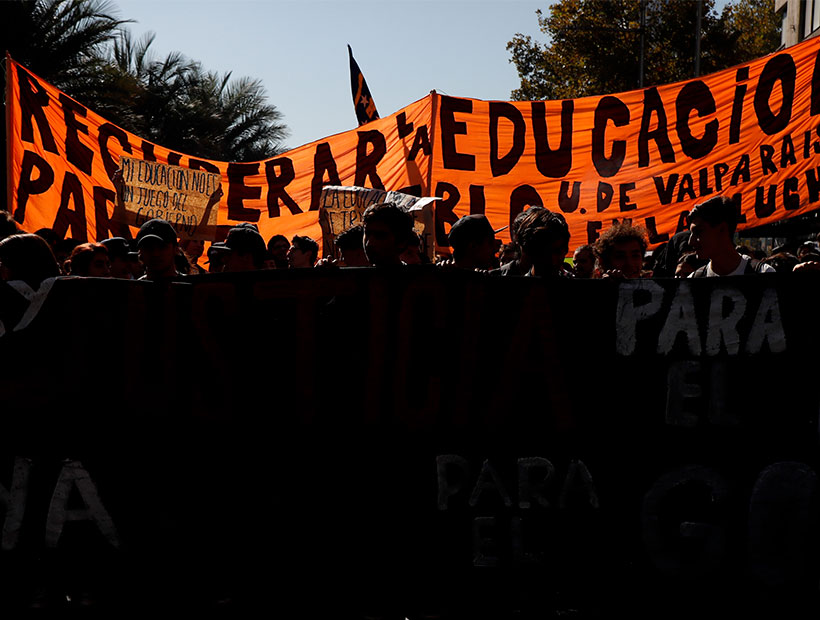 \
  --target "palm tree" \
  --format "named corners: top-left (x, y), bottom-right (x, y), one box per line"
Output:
top-left (1, 0), bottom-right (127, 206)
top-left (2, 0), bottom-right (288, 183)
top-left (1, 0), bottom-right (128, 102)
top-left (103, 30), bottom-right (289, 160)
